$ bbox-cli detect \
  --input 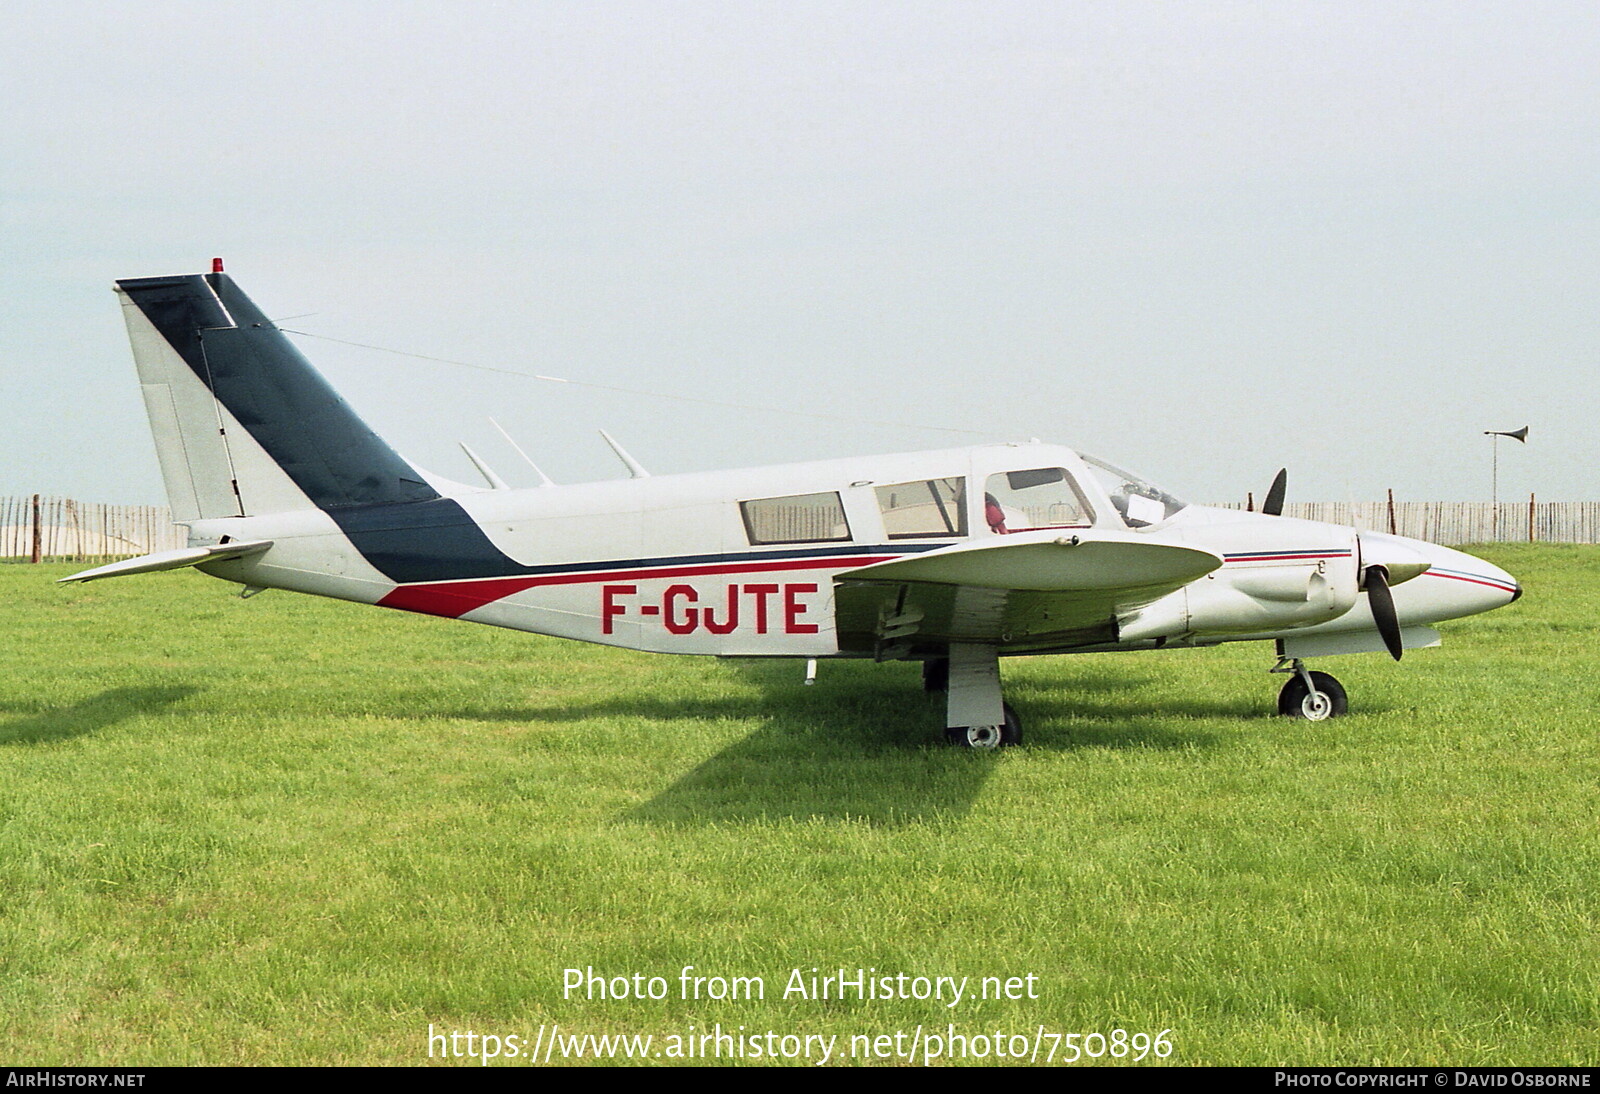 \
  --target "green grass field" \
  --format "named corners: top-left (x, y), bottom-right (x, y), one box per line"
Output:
top-left (2, 544), bottom-right (1595, 1066)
